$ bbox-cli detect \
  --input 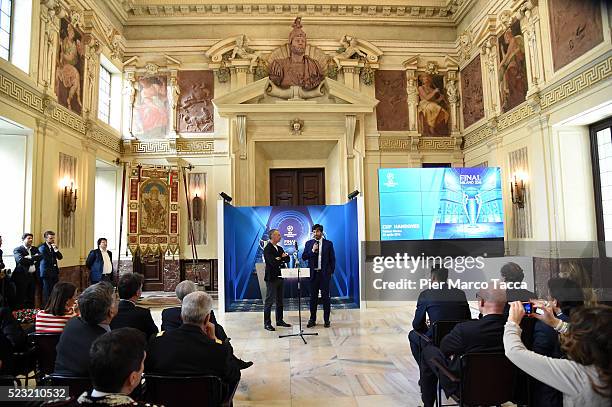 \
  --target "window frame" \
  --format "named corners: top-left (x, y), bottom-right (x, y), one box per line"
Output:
top-left (589, 117), bottom-right (612, 243)
top-left (0, 0), bottom-right (14, 61)
top-left (98, 63), bottom-right (112, 125)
